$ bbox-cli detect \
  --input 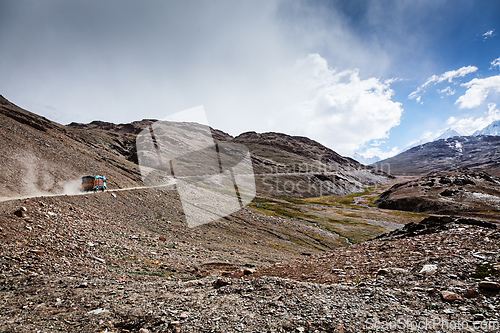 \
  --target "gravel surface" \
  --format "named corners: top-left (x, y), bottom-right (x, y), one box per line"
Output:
top-left (1, 189), bottom-right (499, 332)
